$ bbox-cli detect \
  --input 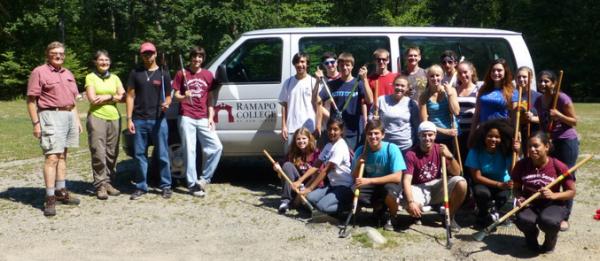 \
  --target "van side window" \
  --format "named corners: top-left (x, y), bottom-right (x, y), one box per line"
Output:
top-left (221, 38), bottom-right (283, 83)
top-left (299, 36), bottom-right (390, 75)
top-left (399, 37), bottom-right (516, 80)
